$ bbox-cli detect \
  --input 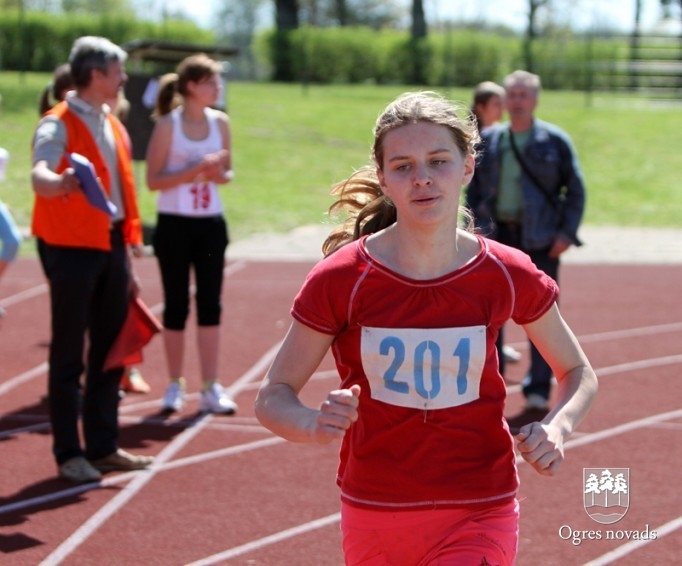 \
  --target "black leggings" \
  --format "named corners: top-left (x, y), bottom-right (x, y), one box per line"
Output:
top-left (153, 214), bottom-right (229, 330)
